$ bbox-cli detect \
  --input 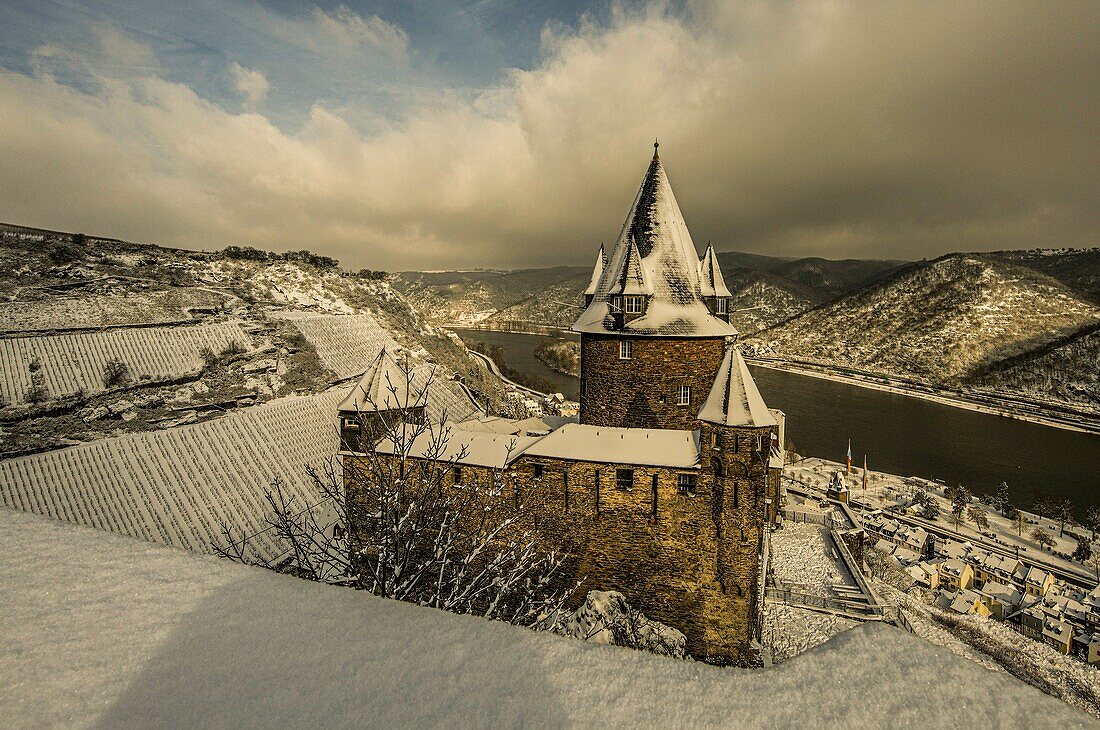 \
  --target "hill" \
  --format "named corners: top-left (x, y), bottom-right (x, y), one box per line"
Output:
top-left (972, 322), bottom-right (1100, 412)
top-left (0, 222), bottom-right (505, 456)
top-left (394, 251), bottom-right (903, 334)
top-left (2, 507), bottom-right (1090, 728)
top-left (747, 254), bottom-right (1100, 385)
top-left (392, 266), bottom-right (591, 329)
top-left (716, 252), bottom-right (906, 303)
